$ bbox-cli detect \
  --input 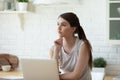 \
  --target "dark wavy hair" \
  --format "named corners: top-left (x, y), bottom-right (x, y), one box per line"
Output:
top-left (59, 12), bottom-right (92, 69)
